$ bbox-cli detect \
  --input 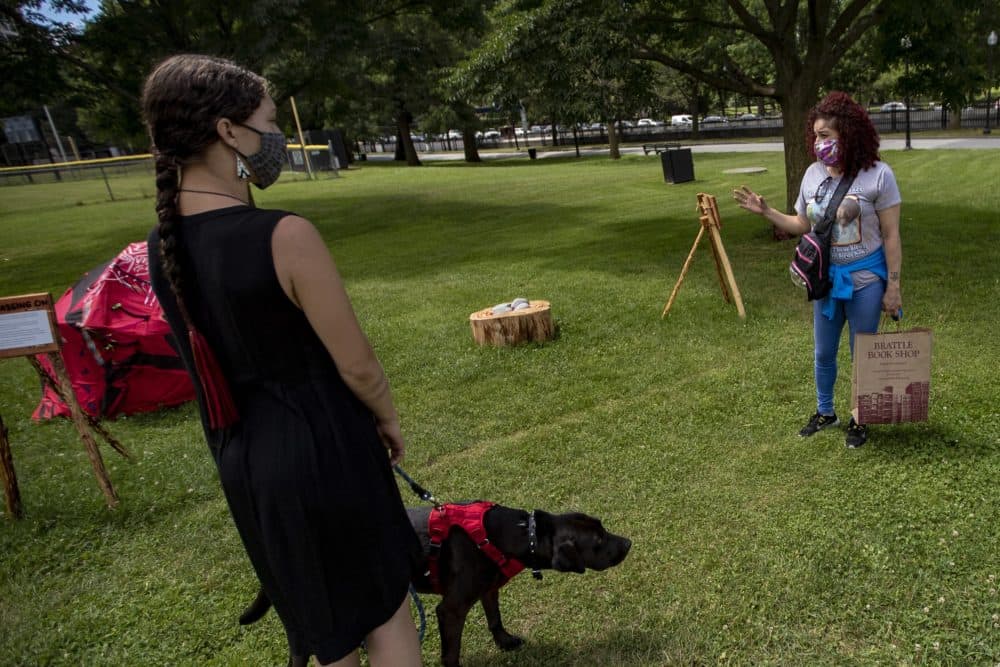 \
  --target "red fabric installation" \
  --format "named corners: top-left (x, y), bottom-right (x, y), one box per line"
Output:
top-left (33, 242), bottom-right (195, 421)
